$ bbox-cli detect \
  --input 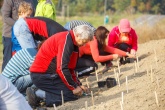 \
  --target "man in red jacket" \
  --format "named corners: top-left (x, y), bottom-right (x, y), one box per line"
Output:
top-left (26, 25), bottom-right (94, 108)
top-left (108, 19), bottom-right (138, 64)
